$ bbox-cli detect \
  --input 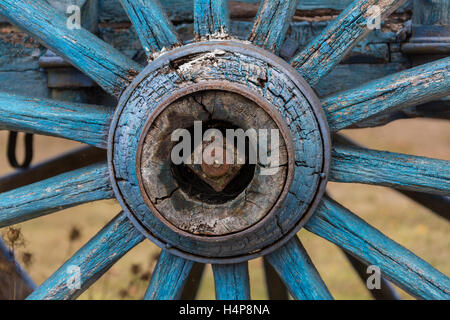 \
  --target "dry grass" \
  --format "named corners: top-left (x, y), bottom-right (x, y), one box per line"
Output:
top-left (0, 118), bottom-right (449, 300)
